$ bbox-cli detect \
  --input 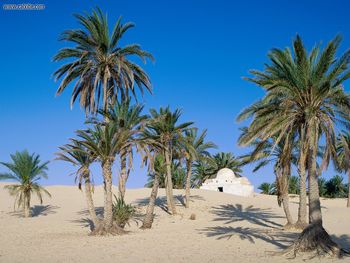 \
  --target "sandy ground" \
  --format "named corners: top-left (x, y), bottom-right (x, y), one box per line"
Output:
top-left (0, 183), bottom-right (349, 263)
